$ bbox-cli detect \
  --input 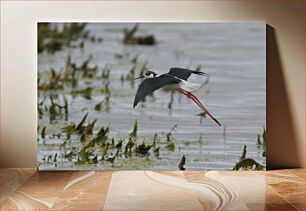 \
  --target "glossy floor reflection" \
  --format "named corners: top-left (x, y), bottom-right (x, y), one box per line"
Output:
top-left (0, 169), bottom-right (304, 210)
